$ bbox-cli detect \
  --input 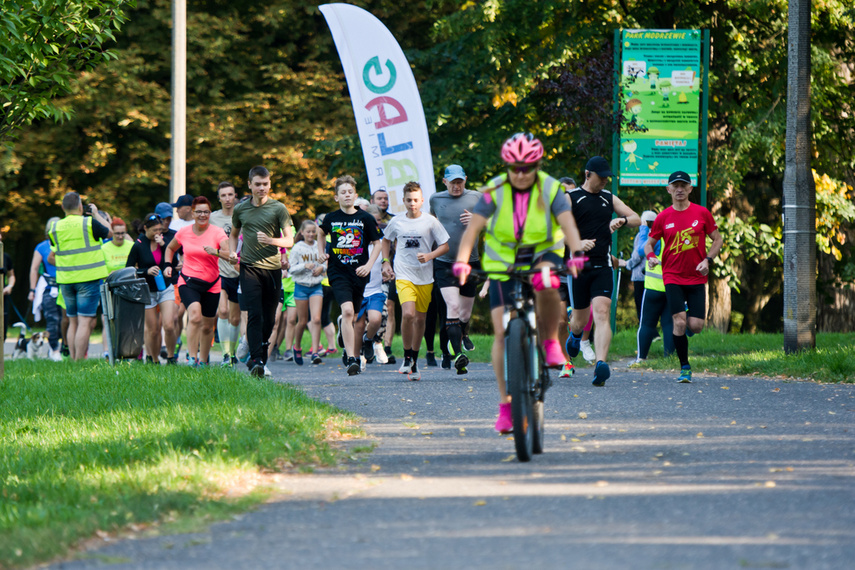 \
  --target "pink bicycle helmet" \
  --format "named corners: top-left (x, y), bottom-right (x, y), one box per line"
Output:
top-left (501, 132), bottom-right (544, 164)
